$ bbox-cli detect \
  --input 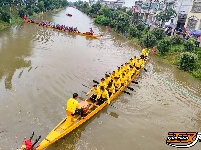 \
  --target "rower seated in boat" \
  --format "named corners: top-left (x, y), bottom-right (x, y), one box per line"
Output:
top-left (141, 48), bottom-right (148, 59)
top-left (28, 19), bottom-right (34, 23)
top-left (97, 86), bottom-right (110, 105)
top-left (125, 69), bottom-right (131, 82)
top-left (86, 85), bottom-right (100, 103)
top-left (135, 59), bottom-right (141, 70)
top-left (115, 67), bottom-right (122, 78)
top-left (139, 58), bottom-right (145, 68)
top-left (66, 93), bottom-right (84, 119)
top-left (129, 66), bottom-right (137, 78)
top-left (104, 74), bottom-right (111, 85)
top-left (113, 76), bottom-right (121, 92)
top-left (107, 82), bottom-right (115, 98)
top-left (99, 78), bottom-right (107, 89)
top-left (120, 73), bottom-right (128, 87)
